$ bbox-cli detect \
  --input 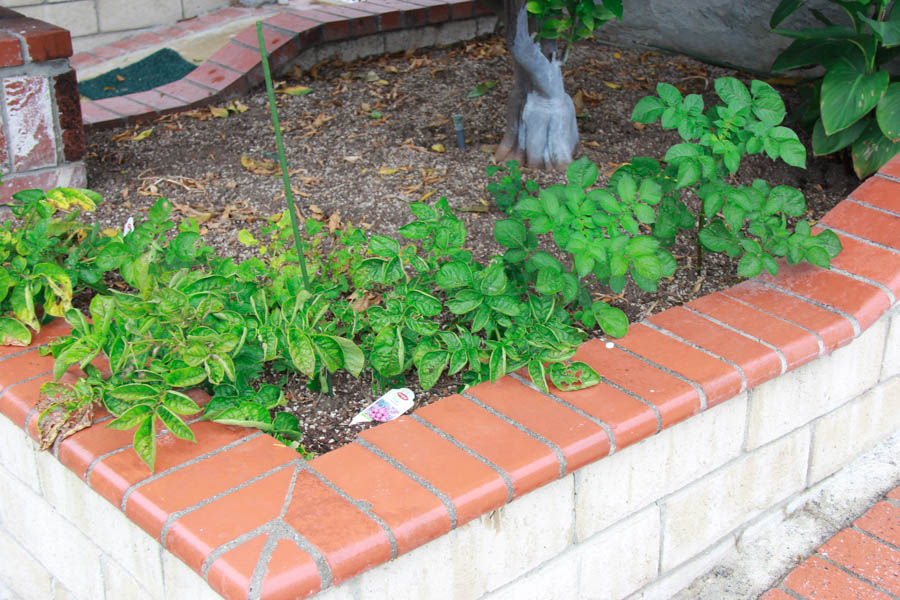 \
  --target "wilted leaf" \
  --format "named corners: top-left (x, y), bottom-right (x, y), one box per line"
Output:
top-left (431, 144), bottom-right (446, 153)
top-left (377, 167), bottom-right (403, 175)
top-left (603, 81), bottom-right (621, 89)
top-left (278, 85), bottom-right (313, 97)
top-left (210, 106), bottom-right (230, 118)
top-left (241, 155), bottom-right (279, 175)
top-left (131, 128), bottom-right (153, 141)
